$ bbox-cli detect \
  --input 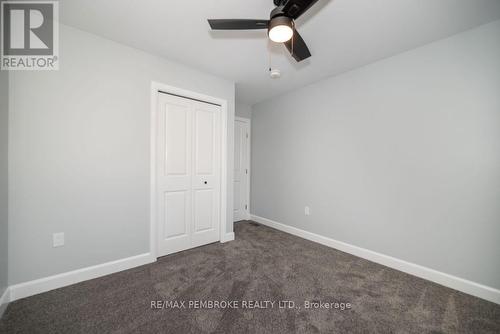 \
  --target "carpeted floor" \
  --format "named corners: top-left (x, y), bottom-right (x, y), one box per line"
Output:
top-left (1, 221), bottom-right (499, 333)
